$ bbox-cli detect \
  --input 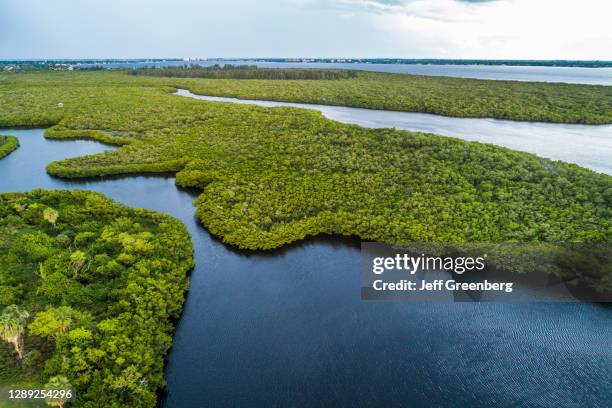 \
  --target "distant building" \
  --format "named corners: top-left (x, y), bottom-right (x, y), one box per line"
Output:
top-left (50, 64), bottom-right (74, 71)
